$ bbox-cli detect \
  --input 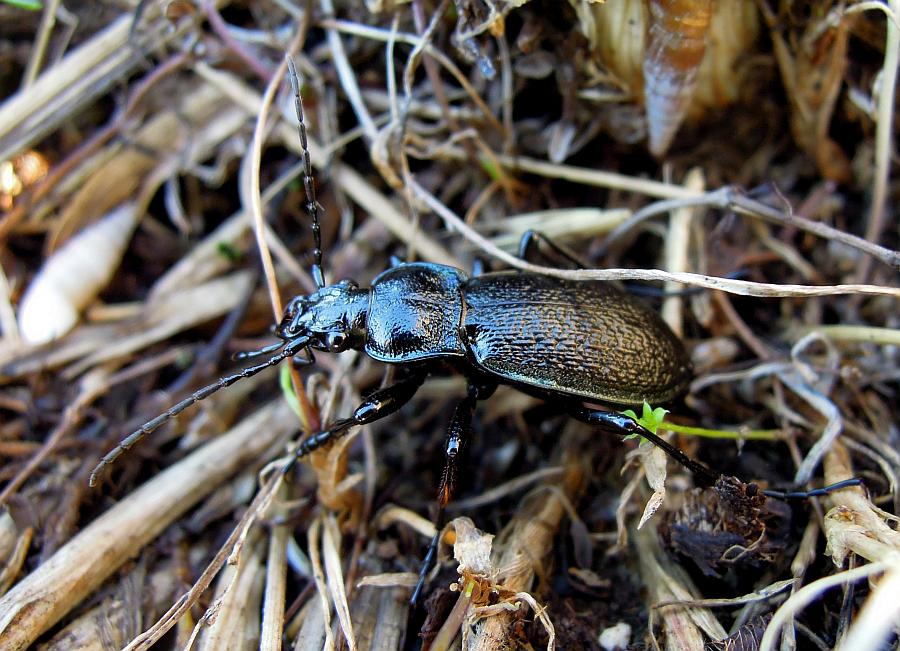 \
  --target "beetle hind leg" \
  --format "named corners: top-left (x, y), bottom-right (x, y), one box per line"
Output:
top-left (517, 230), bottom-right (590, 270)
top-left (569, 405), bottom-right (720, 485)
